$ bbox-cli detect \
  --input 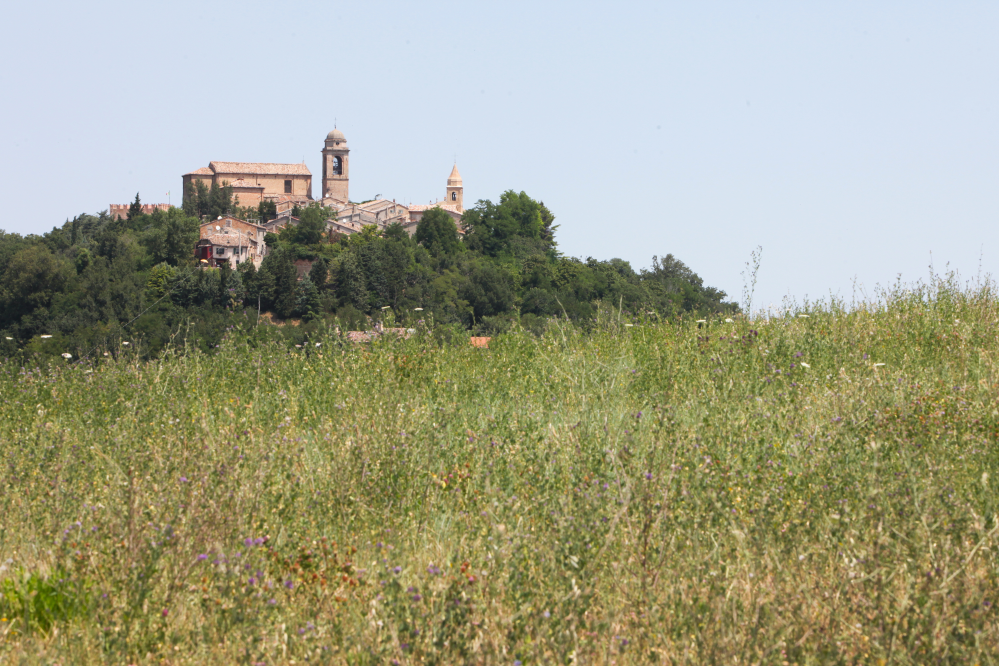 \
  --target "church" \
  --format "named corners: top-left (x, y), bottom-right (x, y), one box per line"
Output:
top-left (182, 128), bottom-right (464, 236)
